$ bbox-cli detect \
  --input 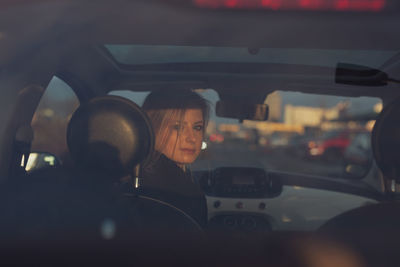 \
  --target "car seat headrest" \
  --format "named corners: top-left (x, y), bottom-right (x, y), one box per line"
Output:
top-left (372, 97), bottom-right (400, 181)
top-left (67, 96), bottom-right (154, 178)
